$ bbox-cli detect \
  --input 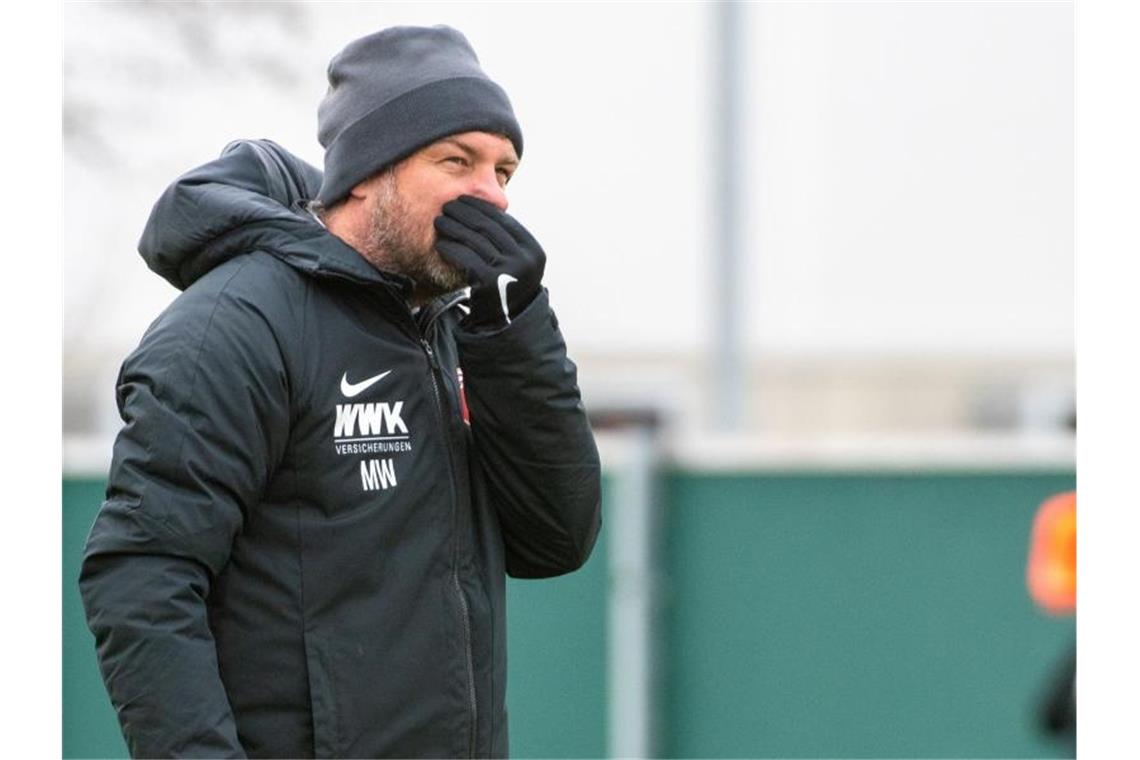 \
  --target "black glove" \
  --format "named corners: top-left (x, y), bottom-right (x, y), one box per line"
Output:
top-left (433, 195), bottom-right (546, 330)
